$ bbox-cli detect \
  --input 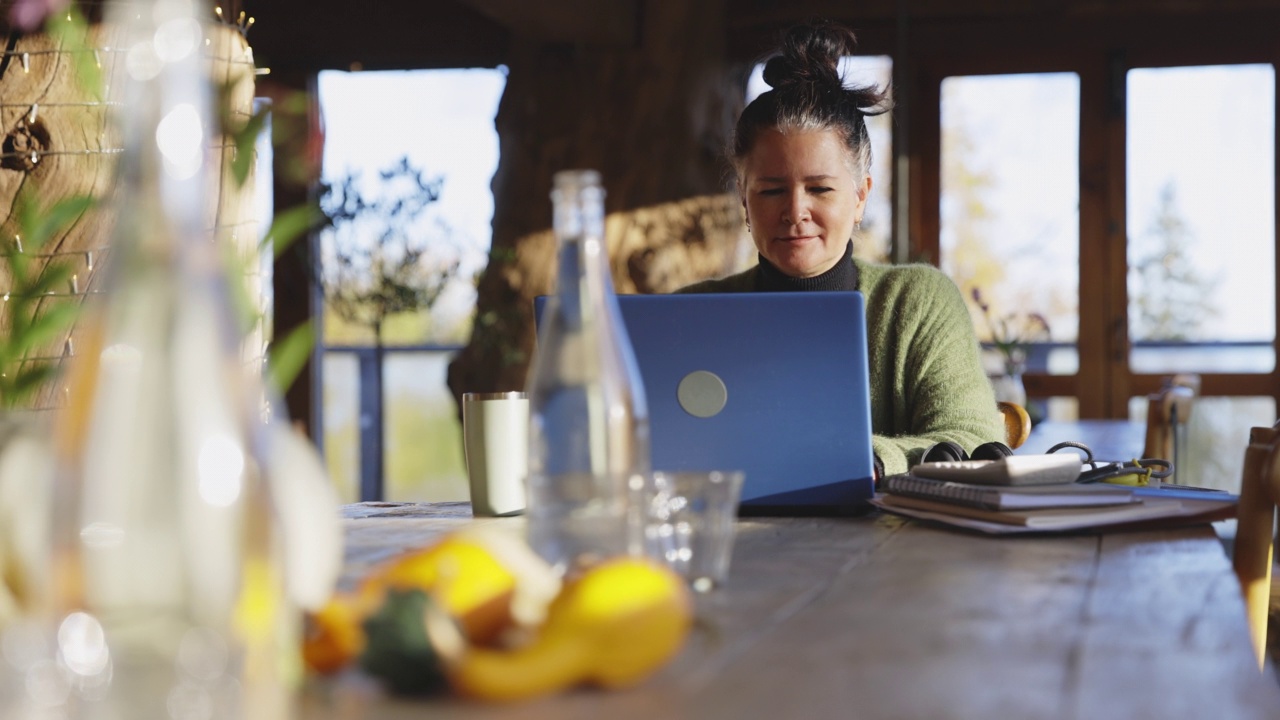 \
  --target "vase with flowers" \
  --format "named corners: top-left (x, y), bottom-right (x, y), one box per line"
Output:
top-left (971, 288), bottom-right (1050, 407)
